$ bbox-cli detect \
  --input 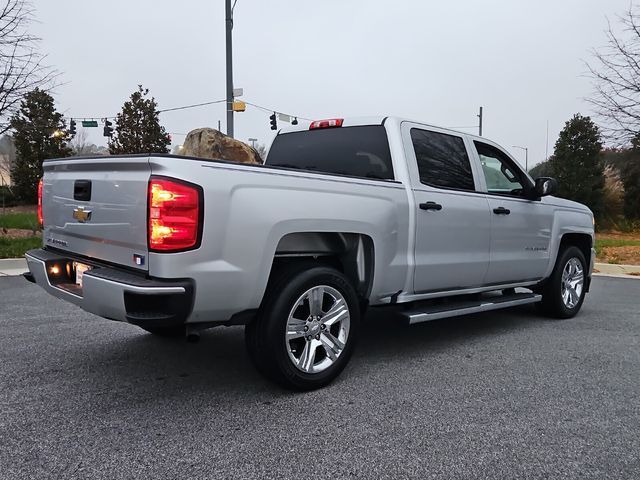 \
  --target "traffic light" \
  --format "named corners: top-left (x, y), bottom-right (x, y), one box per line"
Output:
top-left (269, 112), bottom-right (277, 131)
top-left (69, 119), bottom-right (77, 137)
top-left (103, 119), bottom-right (113, 137)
